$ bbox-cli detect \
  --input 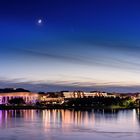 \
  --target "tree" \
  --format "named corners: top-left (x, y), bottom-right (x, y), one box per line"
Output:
top-left (9, 98), bottom-right (25, 105)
